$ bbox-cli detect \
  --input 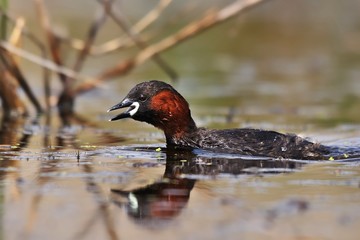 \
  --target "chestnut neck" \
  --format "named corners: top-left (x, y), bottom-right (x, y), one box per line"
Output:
top-left (149, 89), bottom-right (198, 144)
top-left (162, 114), bottom-right (197, 145)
